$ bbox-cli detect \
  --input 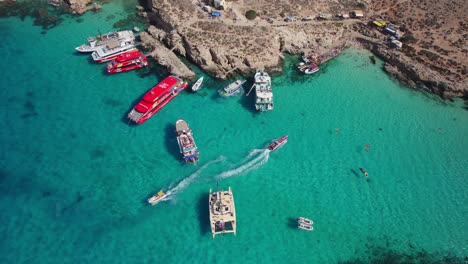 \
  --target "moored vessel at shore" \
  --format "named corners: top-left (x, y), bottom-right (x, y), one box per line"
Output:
top-left (268, 135), bottom-right (288, 151)
top-left (209, 186), bottom-right (236, 238)
top-left (191, 77), bottom-right (204, 92)
top-left (176, 119), bottom-right (199, 164)
top-left (147, 190), bottom-right (169, 205)
top-left (106, 50), bottom-right (149, 74)
top-left (91, 40), bottom-right (136, 63)
top-left (254, 70), bottom-right (273, 111)
top-left (219, 80), bottom-right (245, 97)
top-left (128, 76), bottom-right (188, 124)
top-left (298, 63), bottom-right (320, 75)
top-left (76, 30), bottom-right (135, 53)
